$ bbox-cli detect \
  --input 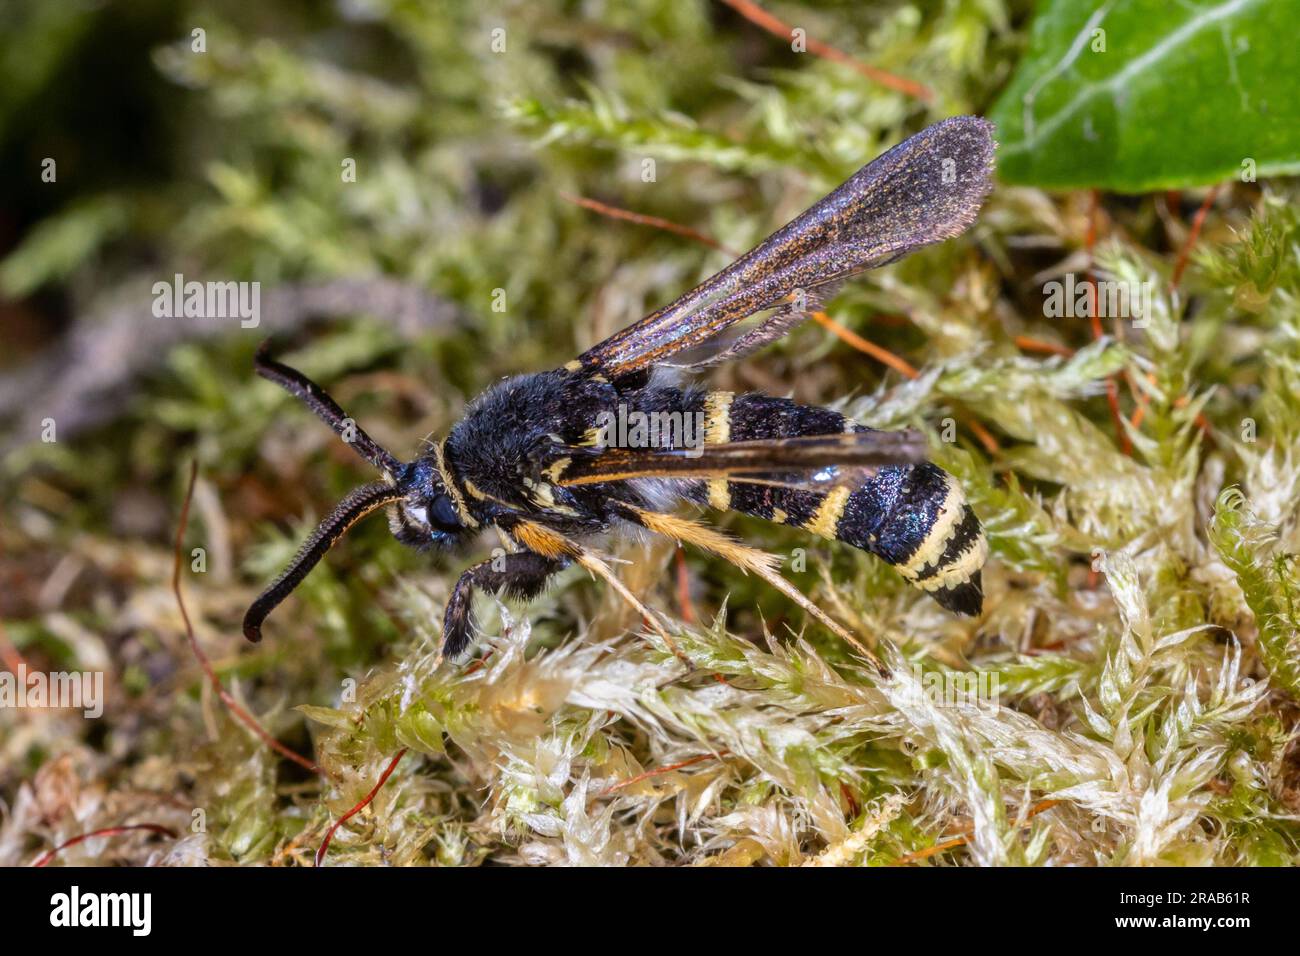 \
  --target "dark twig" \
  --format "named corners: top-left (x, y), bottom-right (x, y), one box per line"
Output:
top-left (1, 277), bottom-right (463, 454)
